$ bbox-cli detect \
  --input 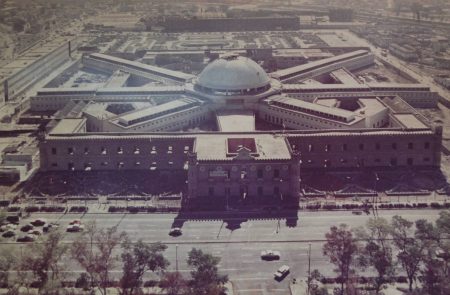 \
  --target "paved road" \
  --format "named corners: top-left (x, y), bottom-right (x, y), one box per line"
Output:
top-left (1, 209), bottom-right (443, 294)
